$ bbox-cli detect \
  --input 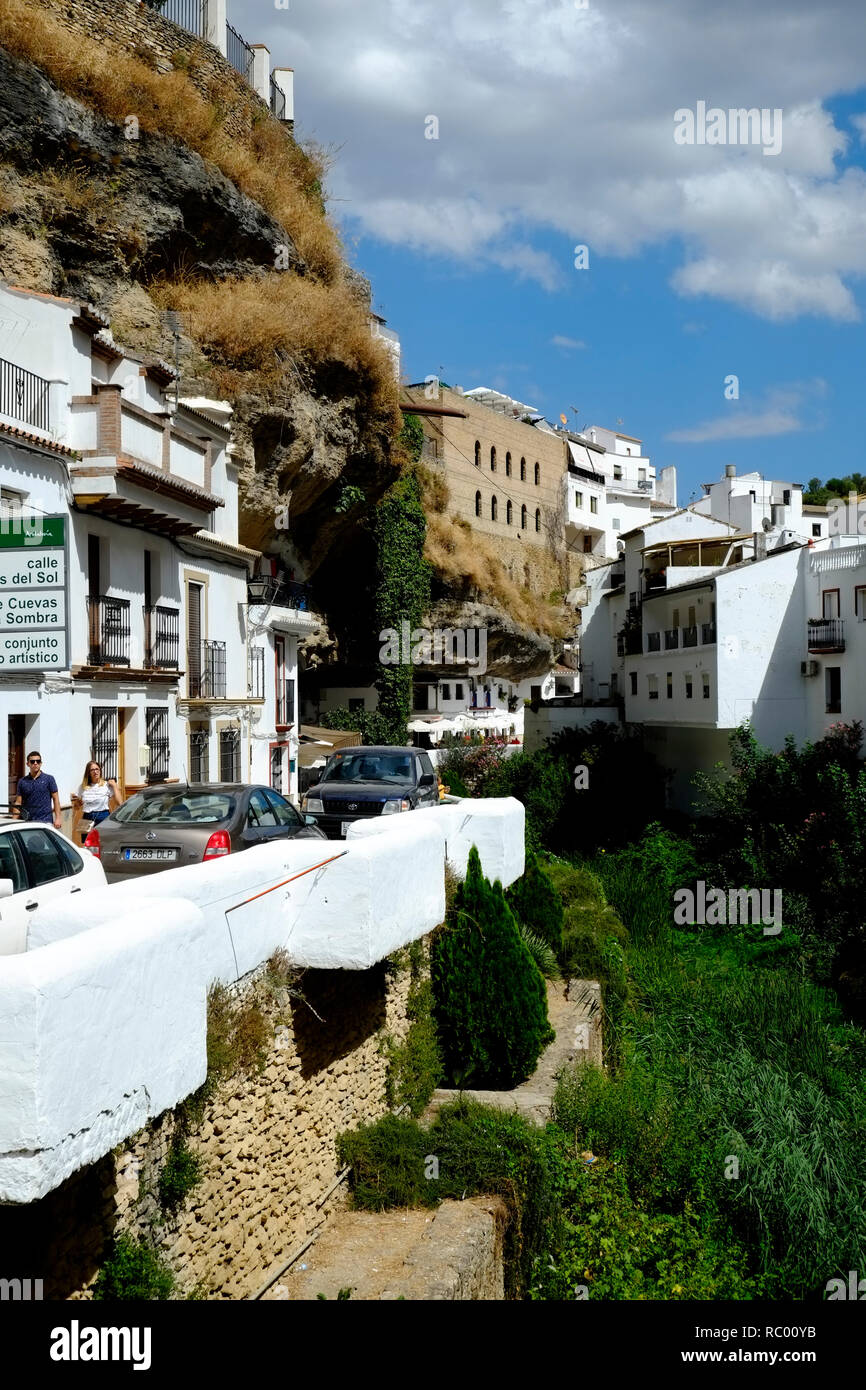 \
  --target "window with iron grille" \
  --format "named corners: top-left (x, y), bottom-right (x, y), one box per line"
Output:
top-left (190, 727), bottom-right (209, 784)
top-left (145, 708), bottom-right (170, 781)
top-left (219, 728), bottom-right (241, 782)
top-left (91, 707), bottom-right (118, 781)
top-left (249, 646), bottom-right (265, 700)
top-left (270, 746), bottom-right (283, 794)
